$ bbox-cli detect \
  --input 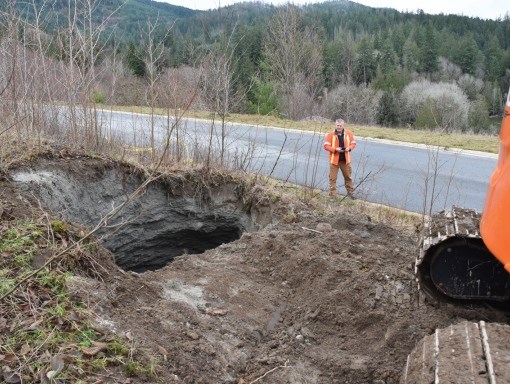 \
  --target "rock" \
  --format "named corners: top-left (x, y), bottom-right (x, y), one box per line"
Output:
top-left (375, 285), bottom-right (383, 300)
top-left (316, 222), bottom-right (334, 232)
